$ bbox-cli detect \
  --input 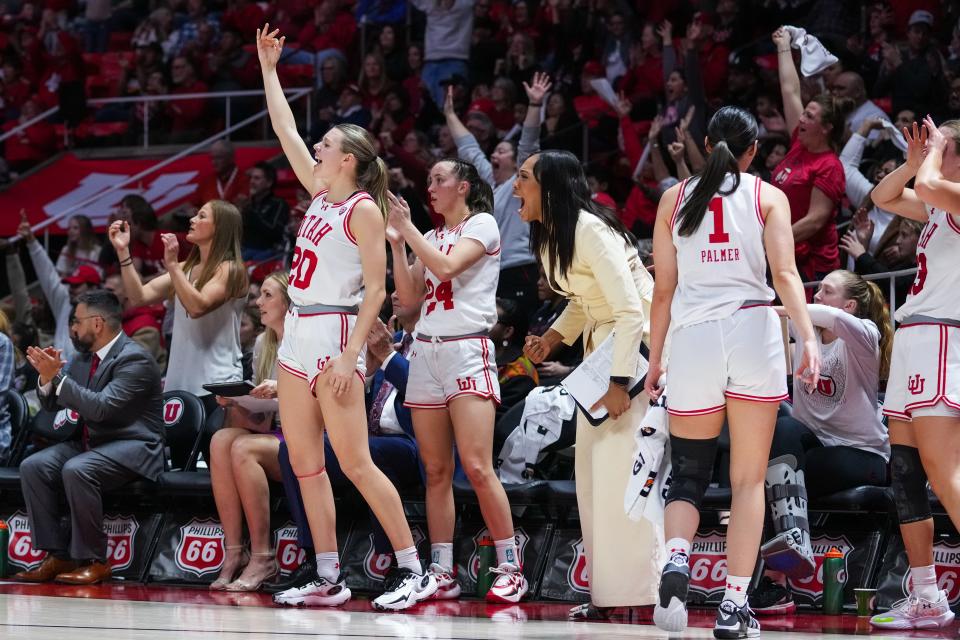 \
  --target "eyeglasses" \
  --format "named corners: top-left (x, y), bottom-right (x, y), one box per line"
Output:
top-left (70, 314), bottom-right (103, 326)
